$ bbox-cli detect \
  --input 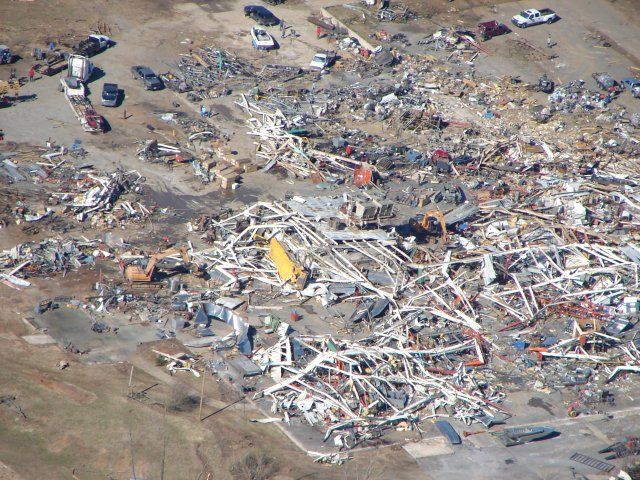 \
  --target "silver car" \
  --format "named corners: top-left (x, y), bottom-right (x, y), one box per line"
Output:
top-left (101, 83), bottom-right (118, 107)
